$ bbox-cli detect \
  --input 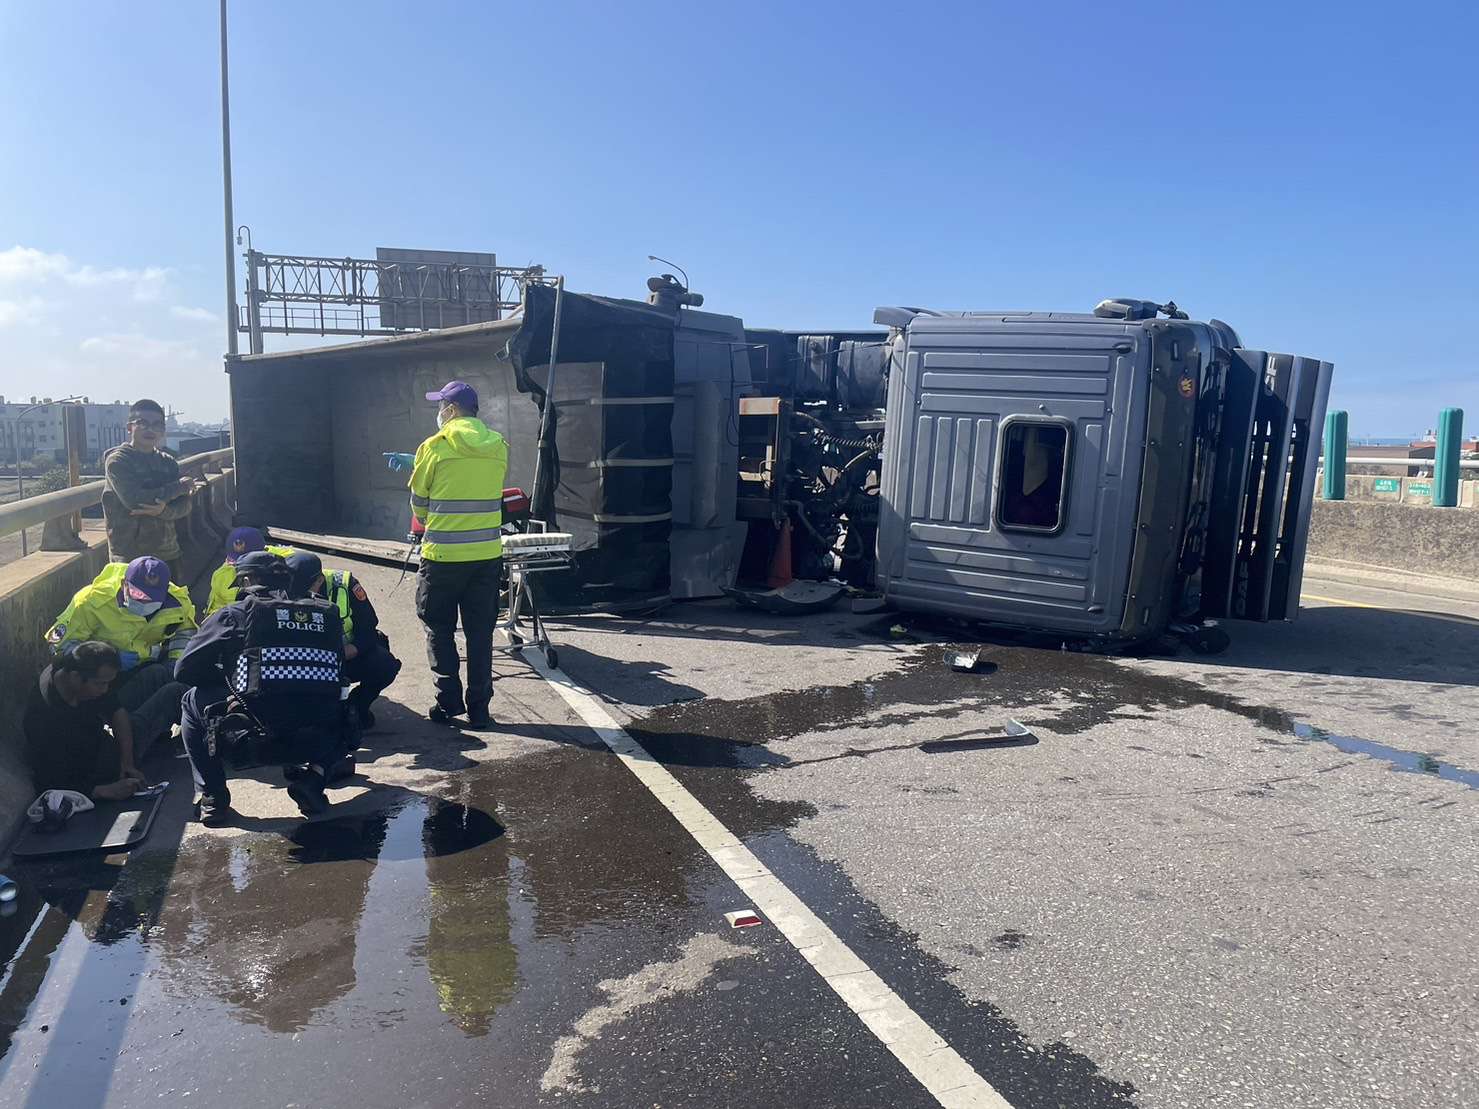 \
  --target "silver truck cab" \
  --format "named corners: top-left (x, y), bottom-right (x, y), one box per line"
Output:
top-left (874, 301), bottom-right (1333, 642)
